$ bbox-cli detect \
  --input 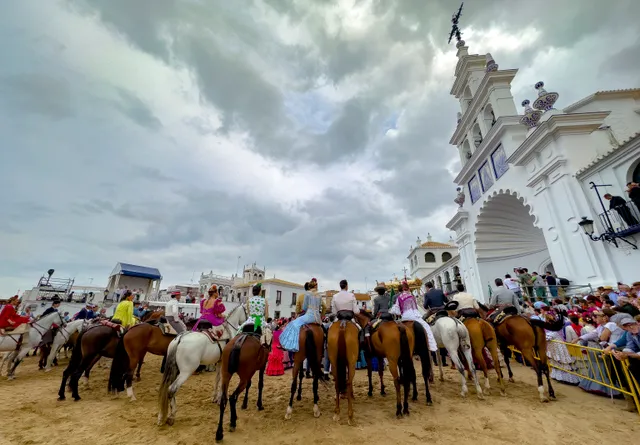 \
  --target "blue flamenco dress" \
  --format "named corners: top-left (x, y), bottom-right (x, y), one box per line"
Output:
top-left (279, 291), bottom-right (322, 352)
